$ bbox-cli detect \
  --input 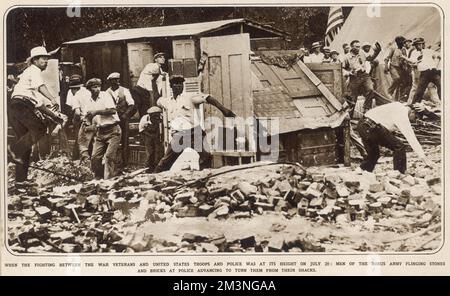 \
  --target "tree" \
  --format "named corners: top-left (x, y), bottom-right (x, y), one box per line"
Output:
top-left (7, 6), bottom-right (334, 62)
